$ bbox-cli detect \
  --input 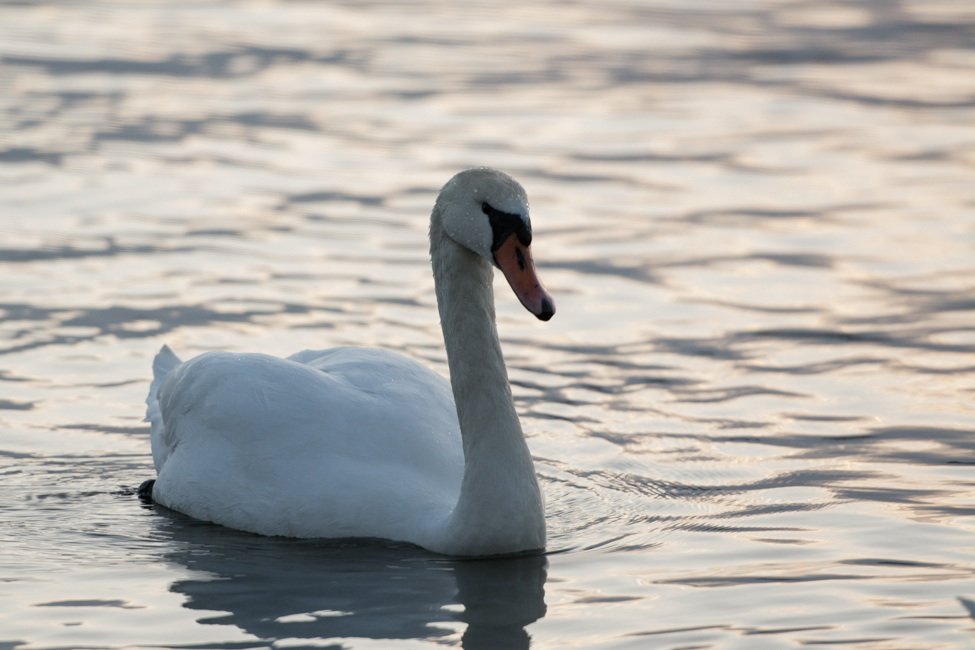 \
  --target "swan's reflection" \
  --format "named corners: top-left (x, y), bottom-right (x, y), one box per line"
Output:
top-left (150, 510), bottom-right (547, 649)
